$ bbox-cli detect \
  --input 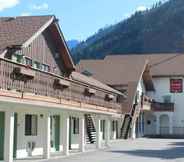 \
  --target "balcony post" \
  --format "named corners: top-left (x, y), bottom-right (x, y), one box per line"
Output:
top-left (4, 111), bottom-right (14, 162)
top-left (169, 114), bottom-right (173, 134)
top-left (79, 115), bottom-right (85, 152)
top-left (95, 116), bottom-right (101, 149)
top-left (43, 113), bottom-right (51, 159)
top-left (156, 115), bottom-right (160, 135)
top-left (105, 118), bottom-right (110, 147)
top-left (130, 122), bottom-right (136, 139)
top-left (62, 113), bottom-right (69, 156)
